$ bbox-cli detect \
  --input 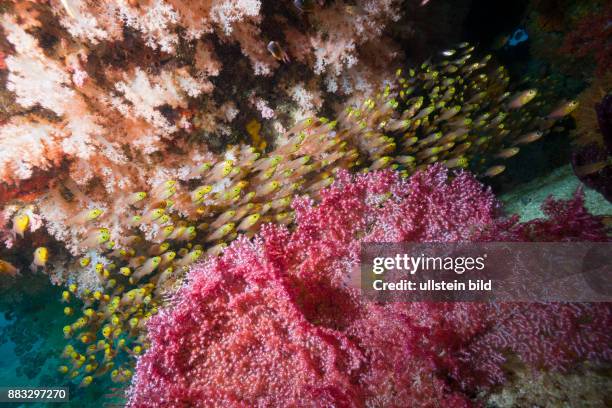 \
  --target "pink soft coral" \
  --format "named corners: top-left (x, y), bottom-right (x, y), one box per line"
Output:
top-left (128, 166), bottom-right (610, 408)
